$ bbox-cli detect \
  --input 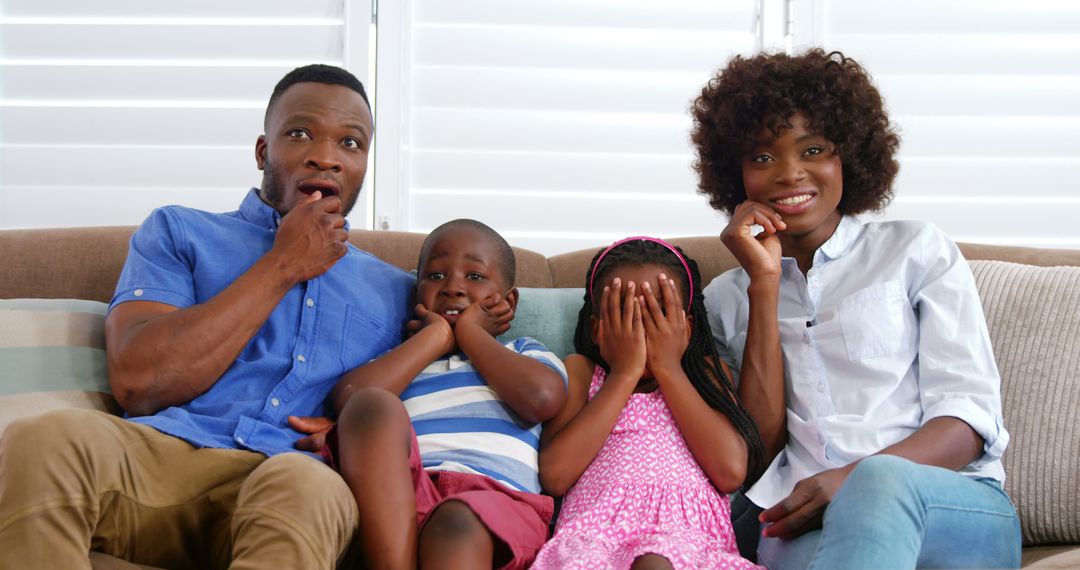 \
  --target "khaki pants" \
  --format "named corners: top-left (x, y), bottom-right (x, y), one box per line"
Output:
top-left (0, 409), bottom-right (358, 570)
